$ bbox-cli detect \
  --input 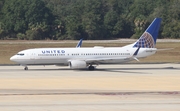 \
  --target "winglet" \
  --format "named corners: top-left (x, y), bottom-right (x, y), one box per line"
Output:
top-left (76, 38), bottom-right (83, 48)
